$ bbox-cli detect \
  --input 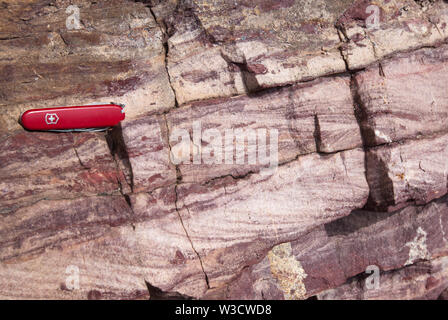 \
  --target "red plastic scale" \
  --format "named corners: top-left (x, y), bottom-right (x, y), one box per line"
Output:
top-left (20, 103), bottom-right (125, 132)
